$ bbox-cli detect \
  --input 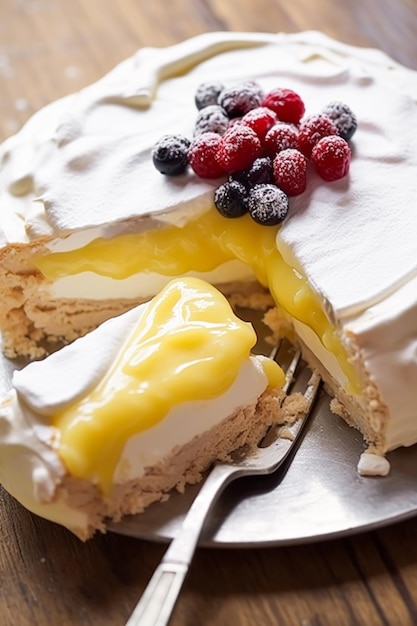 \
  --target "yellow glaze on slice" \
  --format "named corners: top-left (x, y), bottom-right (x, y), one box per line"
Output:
top-left (53, 277), bottom-right (284, 493)
top-left (35, 208), bottom-right (359, 389)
